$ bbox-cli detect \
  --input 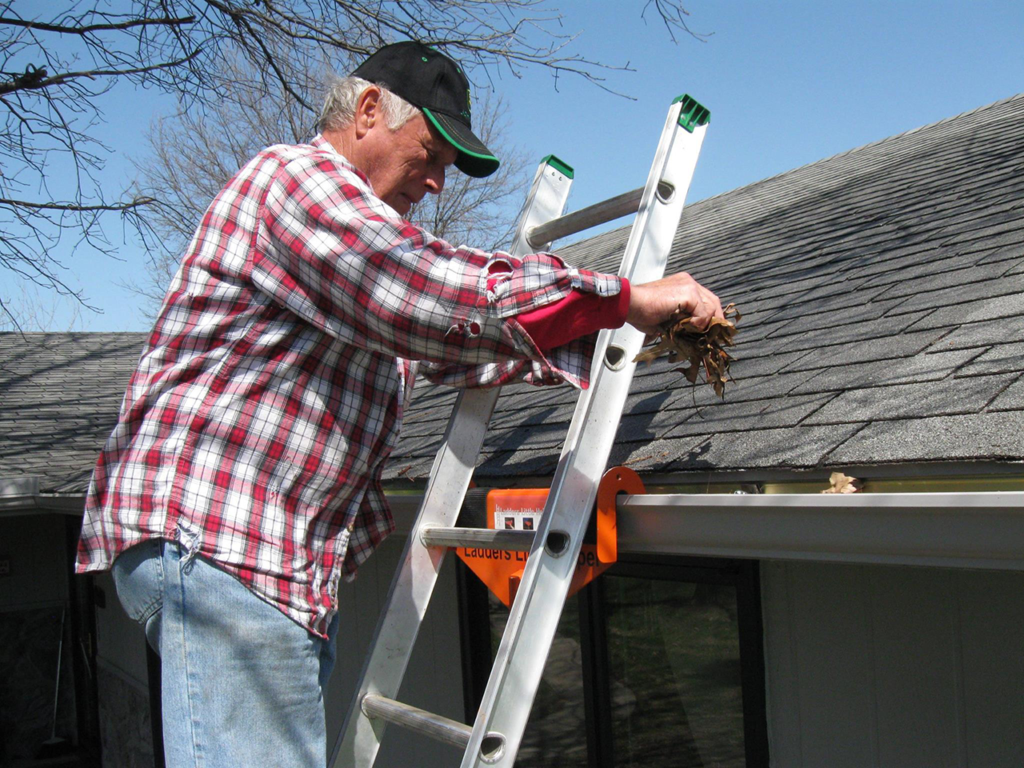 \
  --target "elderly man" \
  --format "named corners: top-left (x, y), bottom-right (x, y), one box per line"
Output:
top-left (77, 41), bottom-right (722, 767)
